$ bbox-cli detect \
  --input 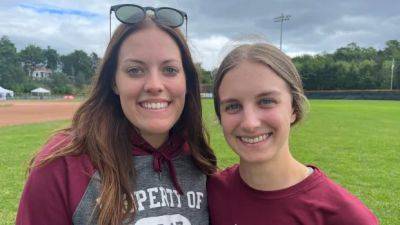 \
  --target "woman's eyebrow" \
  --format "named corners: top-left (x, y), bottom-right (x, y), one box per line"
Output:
top-left (220, 98), bottom-right (237, 105)
top-left (161, 59), bottom-right (181, 65)
top-left (121, 58), bottom-right (146, 65)
top-left (257, 90), bottom-right (282, 97)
